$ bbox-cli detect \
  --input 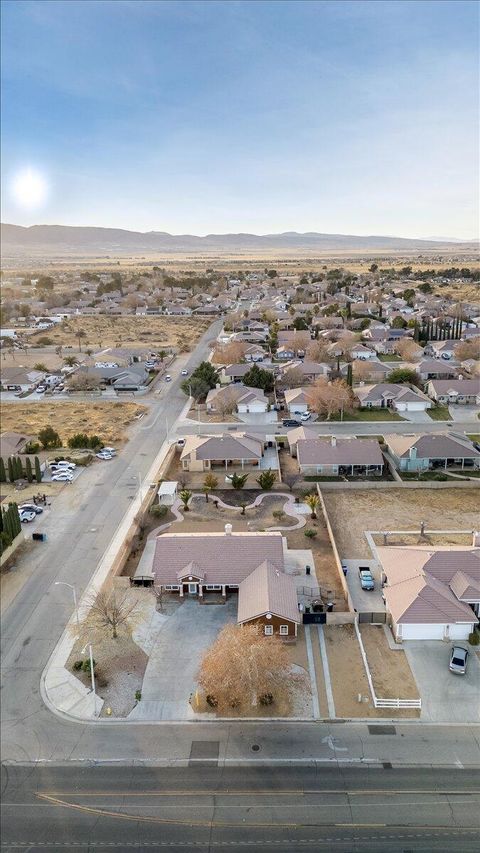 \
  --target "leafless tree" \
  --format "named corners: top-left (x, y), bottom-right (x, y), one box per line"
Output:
top-left (306, 378), bottom-right (354, 420)
top-left (80, 584), bottom-right (140, 640)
